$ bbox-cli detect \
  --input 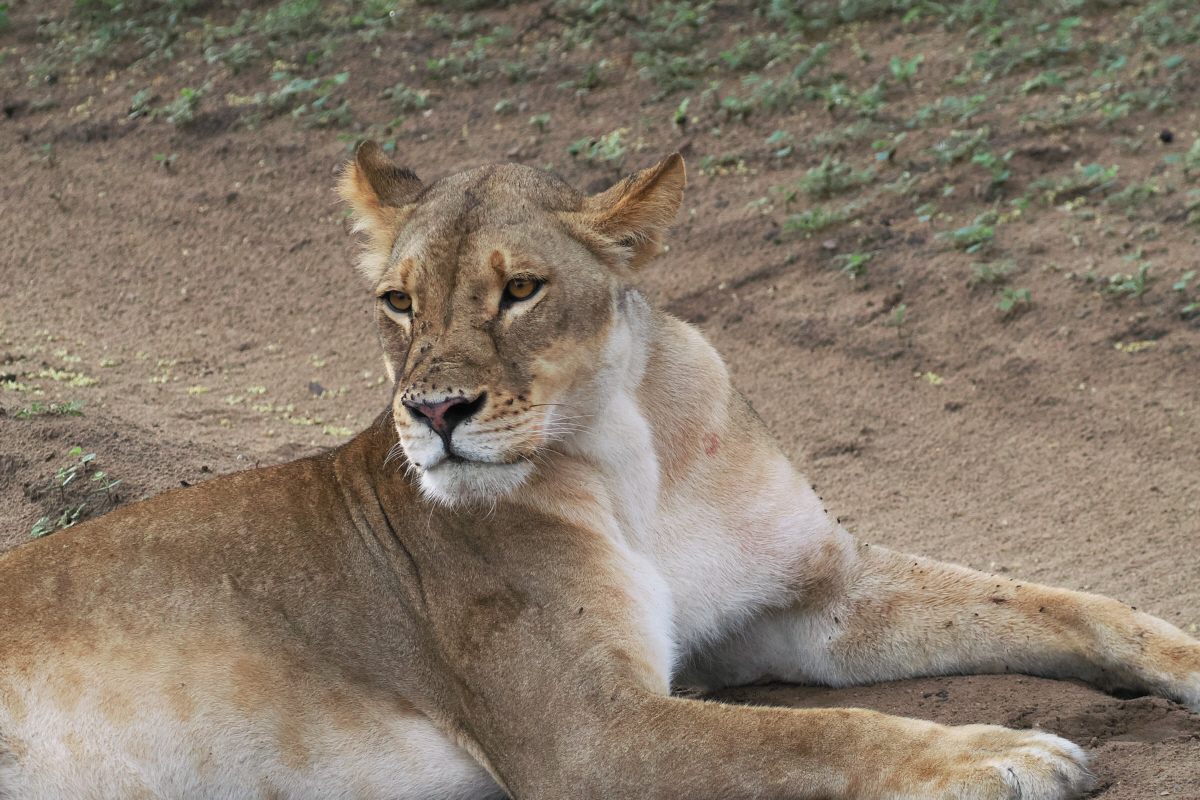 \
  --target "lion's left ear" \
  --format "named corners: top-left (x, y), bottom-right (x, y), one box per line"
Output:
top-left (338, 140), bottom-right (424, 284)
top-left (561, 153), bottom-right (686, 271)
